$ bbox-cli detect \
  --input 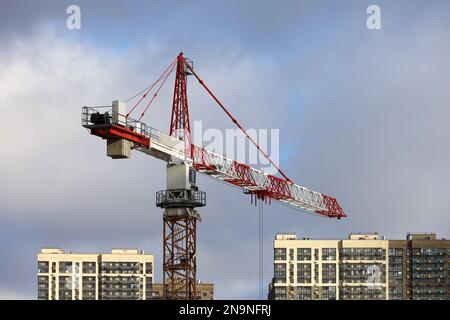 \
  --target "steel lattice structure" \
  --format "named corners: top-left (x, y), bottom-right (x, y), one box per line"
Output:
top-left (162, 211), bottom-right (198, 300)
